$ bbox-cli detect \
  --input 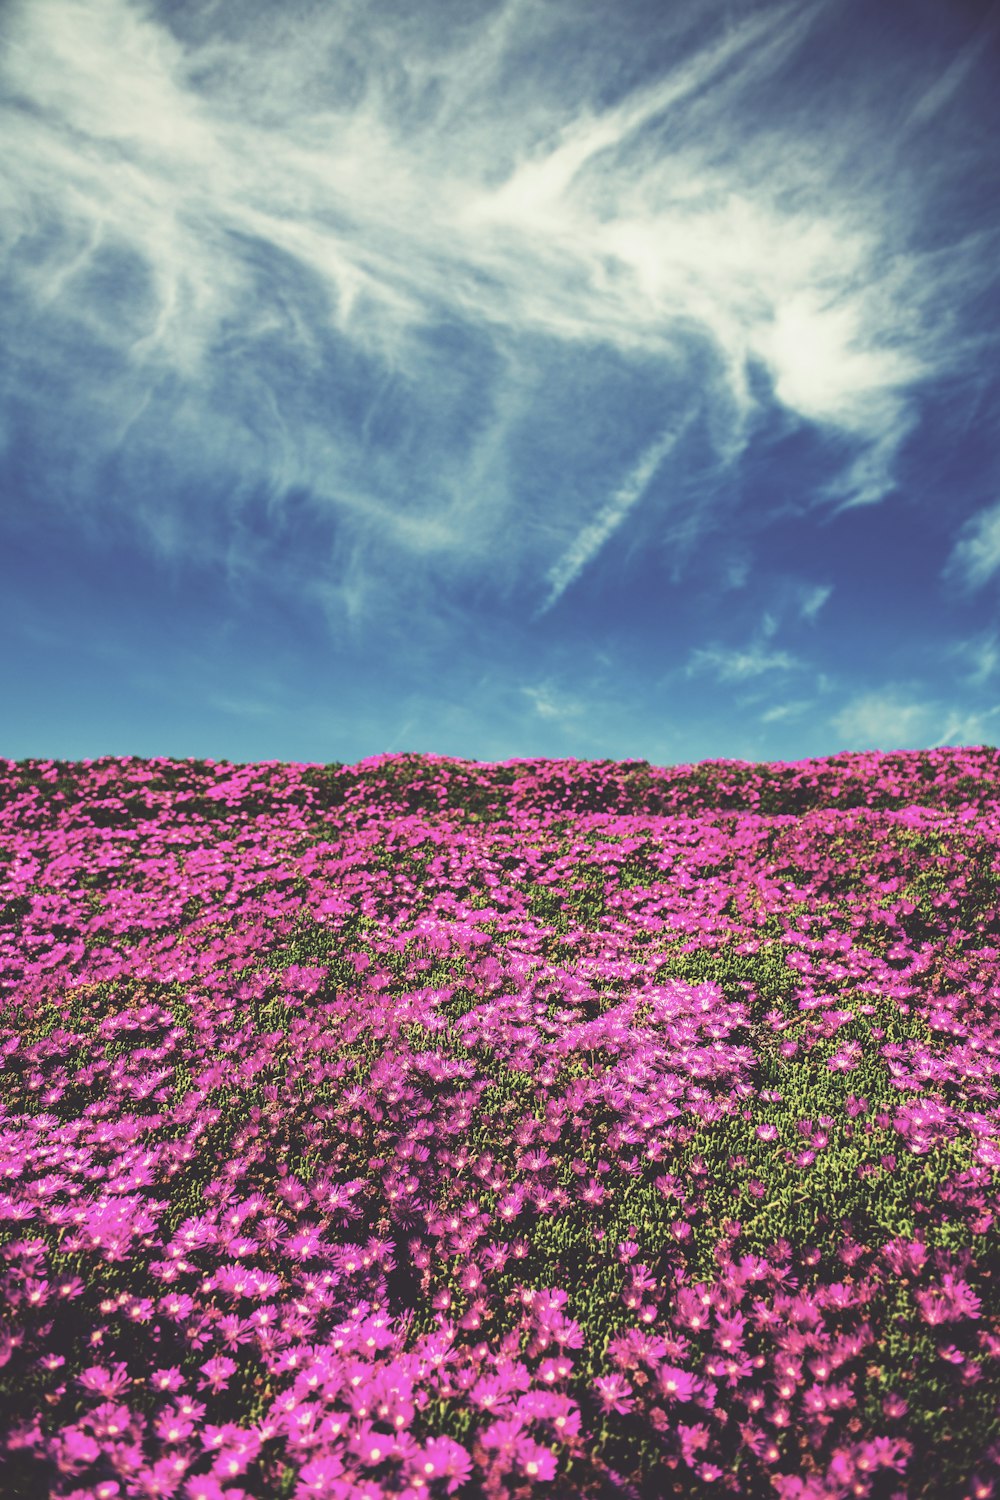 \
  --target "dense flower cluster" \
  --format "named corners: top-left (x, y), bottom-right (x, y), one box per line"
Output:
top-left (0, 747), bottom-right (999, 1499)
